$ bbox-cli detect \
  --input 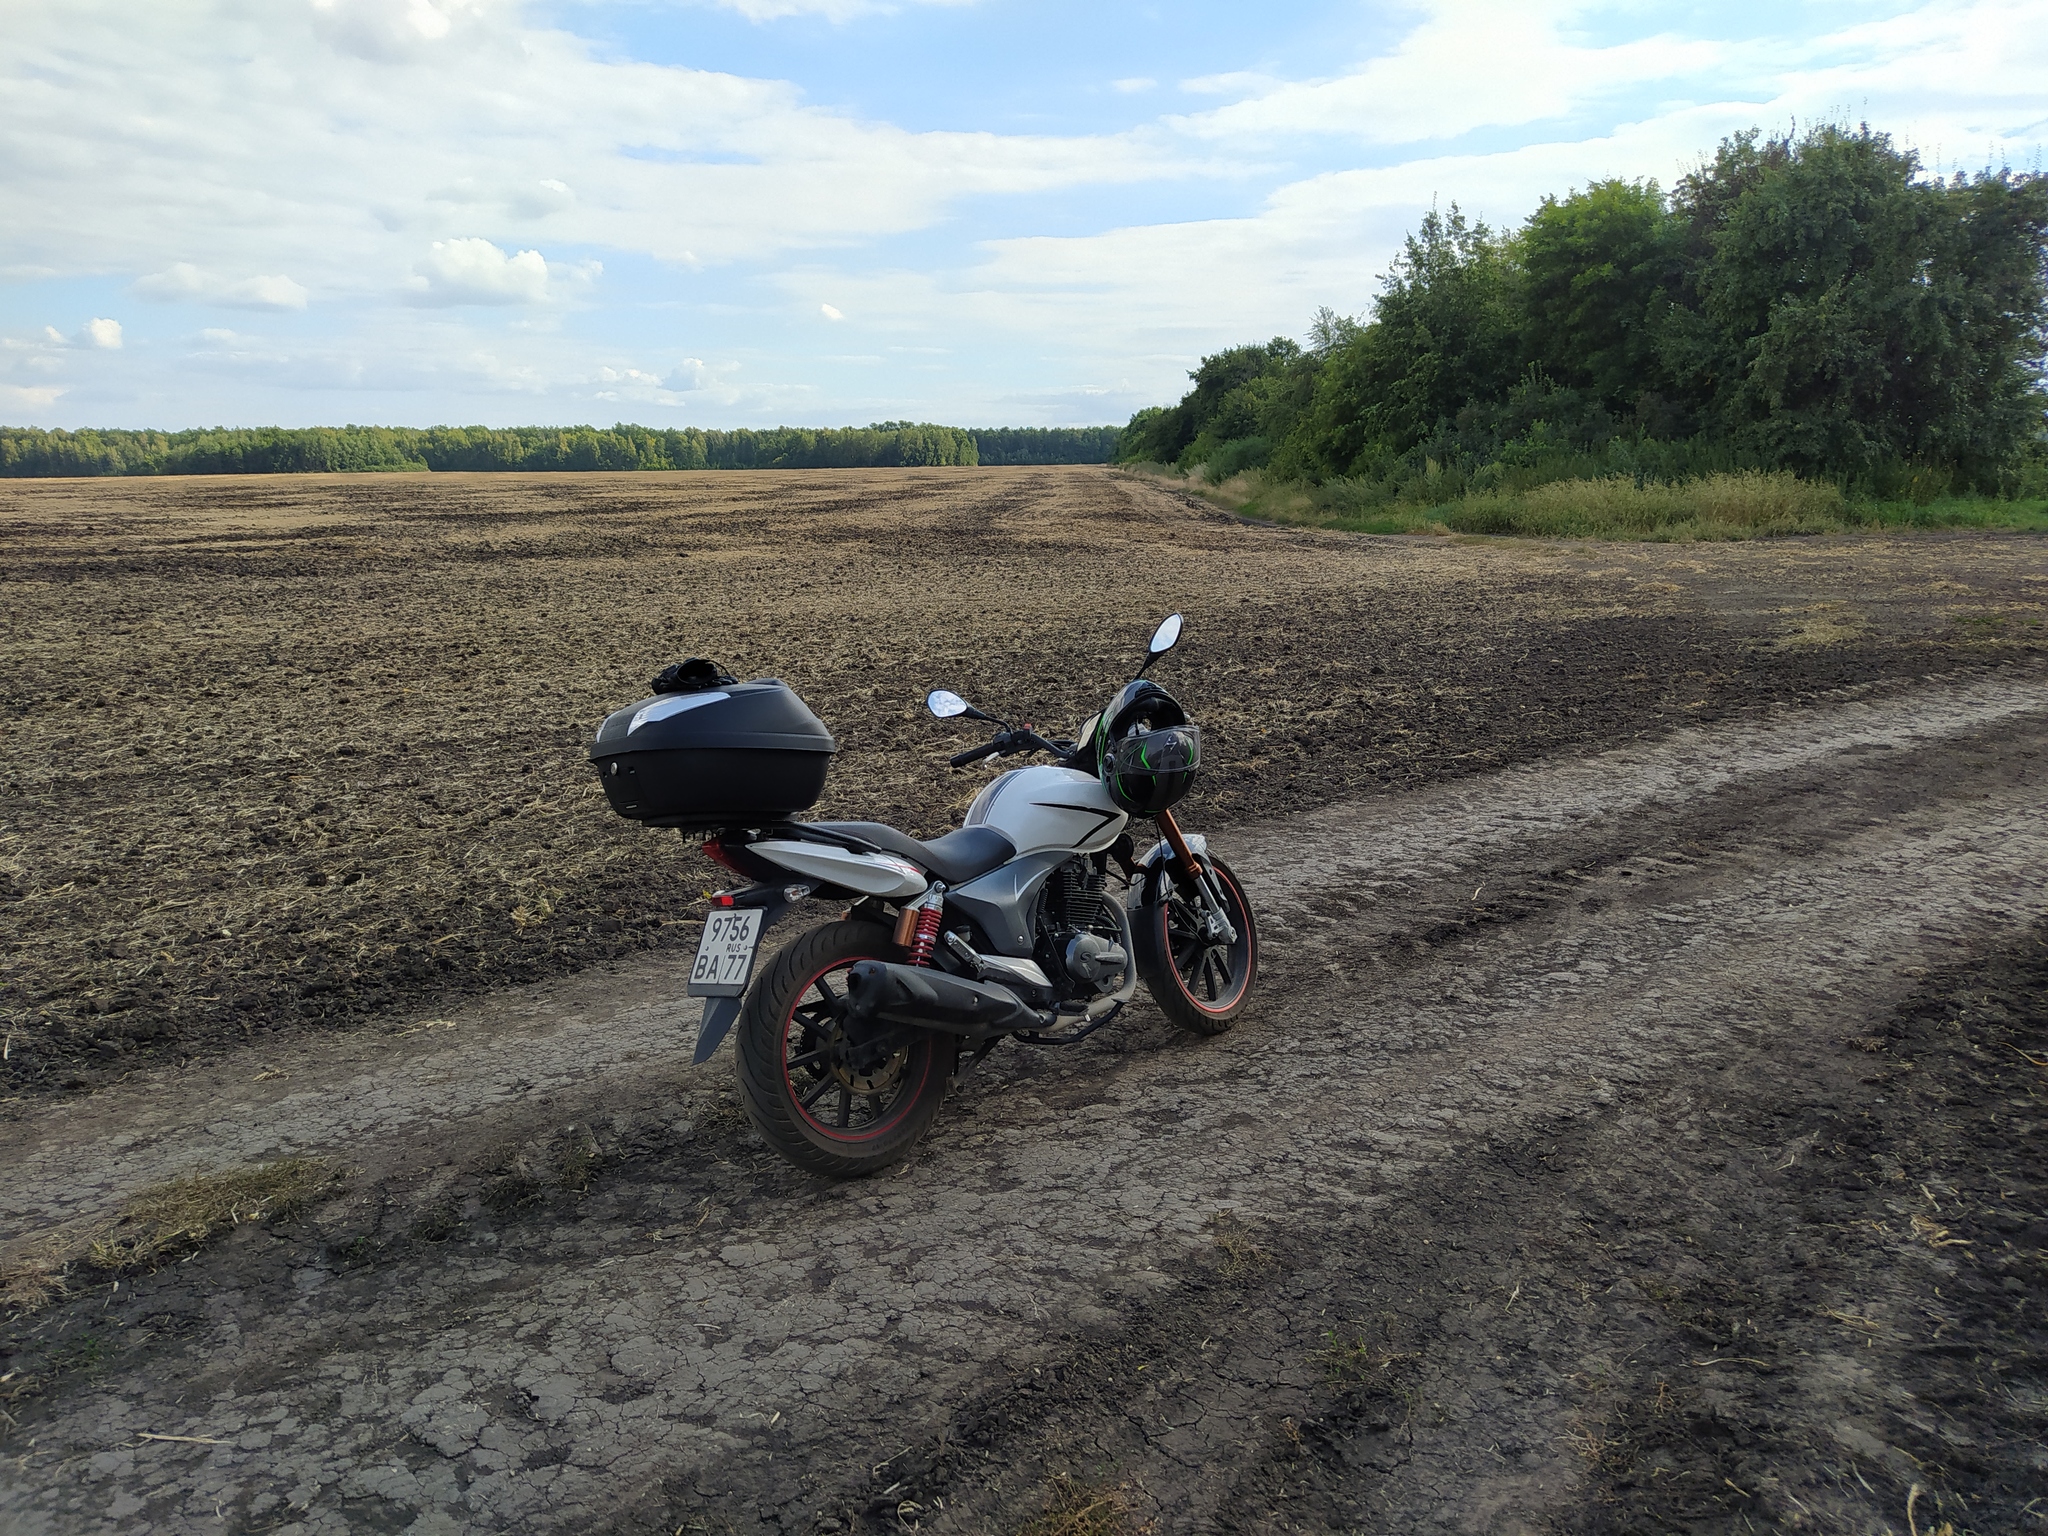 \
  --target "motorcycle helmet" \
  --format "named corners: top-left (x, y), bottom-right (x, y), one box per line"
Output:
top-left (1094, 679), bottom-right (1201, 815)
